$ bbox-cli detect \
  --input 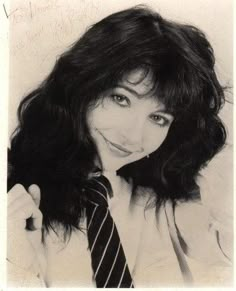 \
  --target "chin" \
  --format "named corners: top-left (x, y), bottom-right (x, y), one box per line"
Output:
top-left (100, 153), bottom-right (145, 172)
top-left (100, 157), bottom-right (127, 172)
